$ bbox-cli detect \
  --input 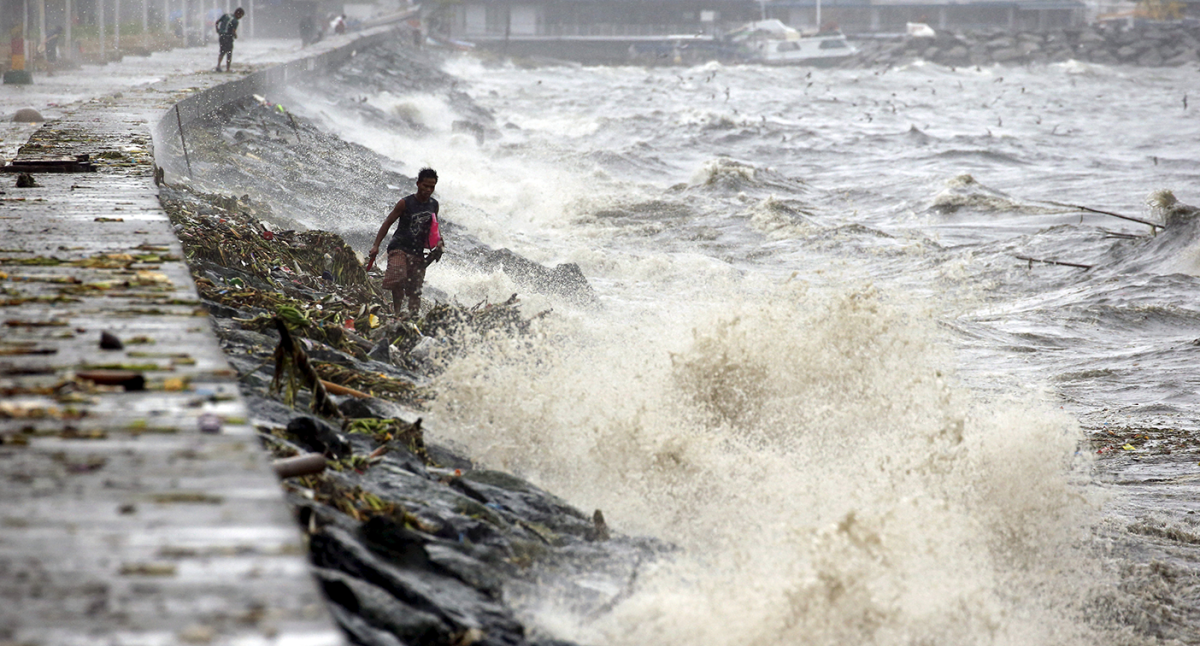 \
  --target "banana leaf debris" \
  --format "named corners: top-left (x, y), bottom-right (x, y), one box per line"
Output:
top-left (161, 181), bottom-right (663, 646)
